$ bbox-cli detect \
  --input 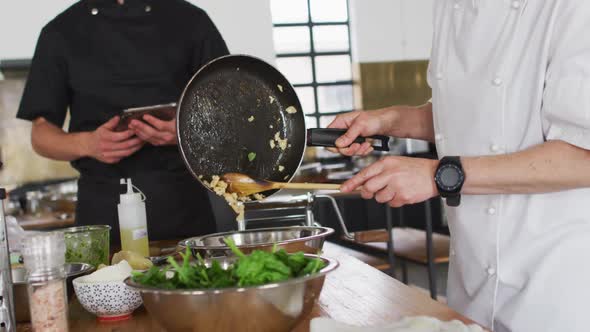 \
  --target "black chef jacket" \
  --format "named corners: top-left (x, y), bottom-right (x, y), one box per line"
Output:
top-left (17, 0), bottom-right (229, 244)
